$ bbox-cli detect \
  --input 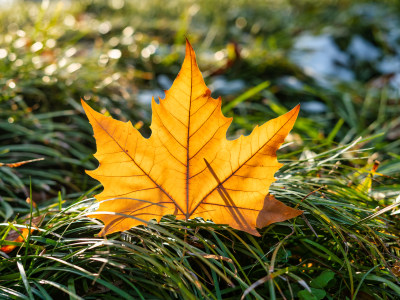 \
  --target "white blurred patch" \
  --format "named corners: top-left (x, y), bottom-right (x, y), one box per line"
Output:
top-left (290, 33), bottom-right (354, 83)
top-left (301, 101), bottom-right (327, 114)
top-left (347, 35), bottom-right (381, 61)
top-left (209, 76), bottom-right (245, 95)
